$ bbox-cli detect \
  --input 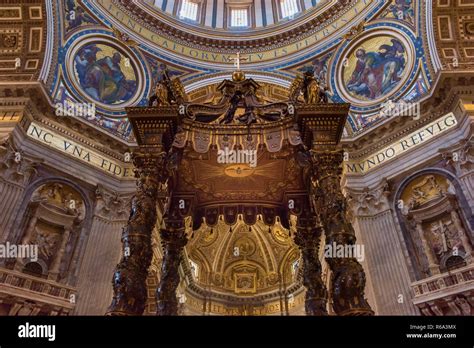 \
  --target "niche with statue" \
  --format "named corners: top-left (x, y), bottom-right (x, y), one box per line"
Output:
top-left (400, 174), bottom-right (473, 277)
top-left (14, 183), bottom-right (85, 281)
